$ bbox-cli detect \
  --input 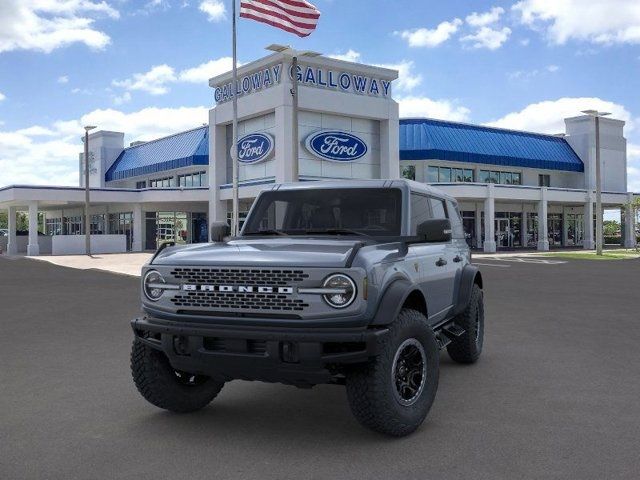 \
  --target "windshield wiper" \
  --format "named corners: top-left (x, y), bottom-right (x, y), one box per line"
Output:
top-left (243, 229), bottom-right (288, 236)
top-left (302, 228), bottom-right (370, 237)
